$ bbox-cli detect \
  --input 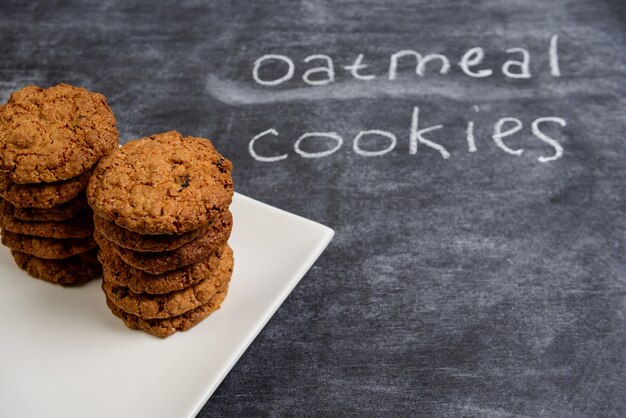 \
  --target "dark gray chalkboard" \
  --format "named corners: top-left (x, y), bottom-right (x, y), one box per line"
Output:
top-left (1, 0), bottom-right (624, 416)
